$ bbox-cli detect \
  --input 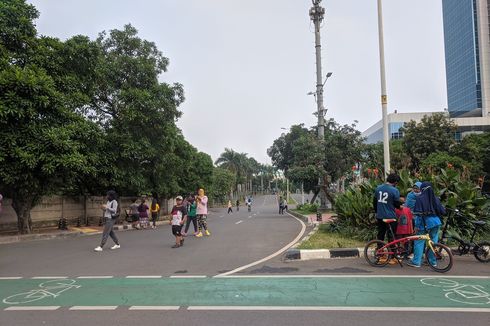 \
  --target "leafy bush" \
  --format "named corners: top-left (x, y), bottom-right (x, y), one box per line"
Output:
top-left (296, 203), bottom-right (319, 213)
top-left (331, 168), bottom-right (489, 241)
